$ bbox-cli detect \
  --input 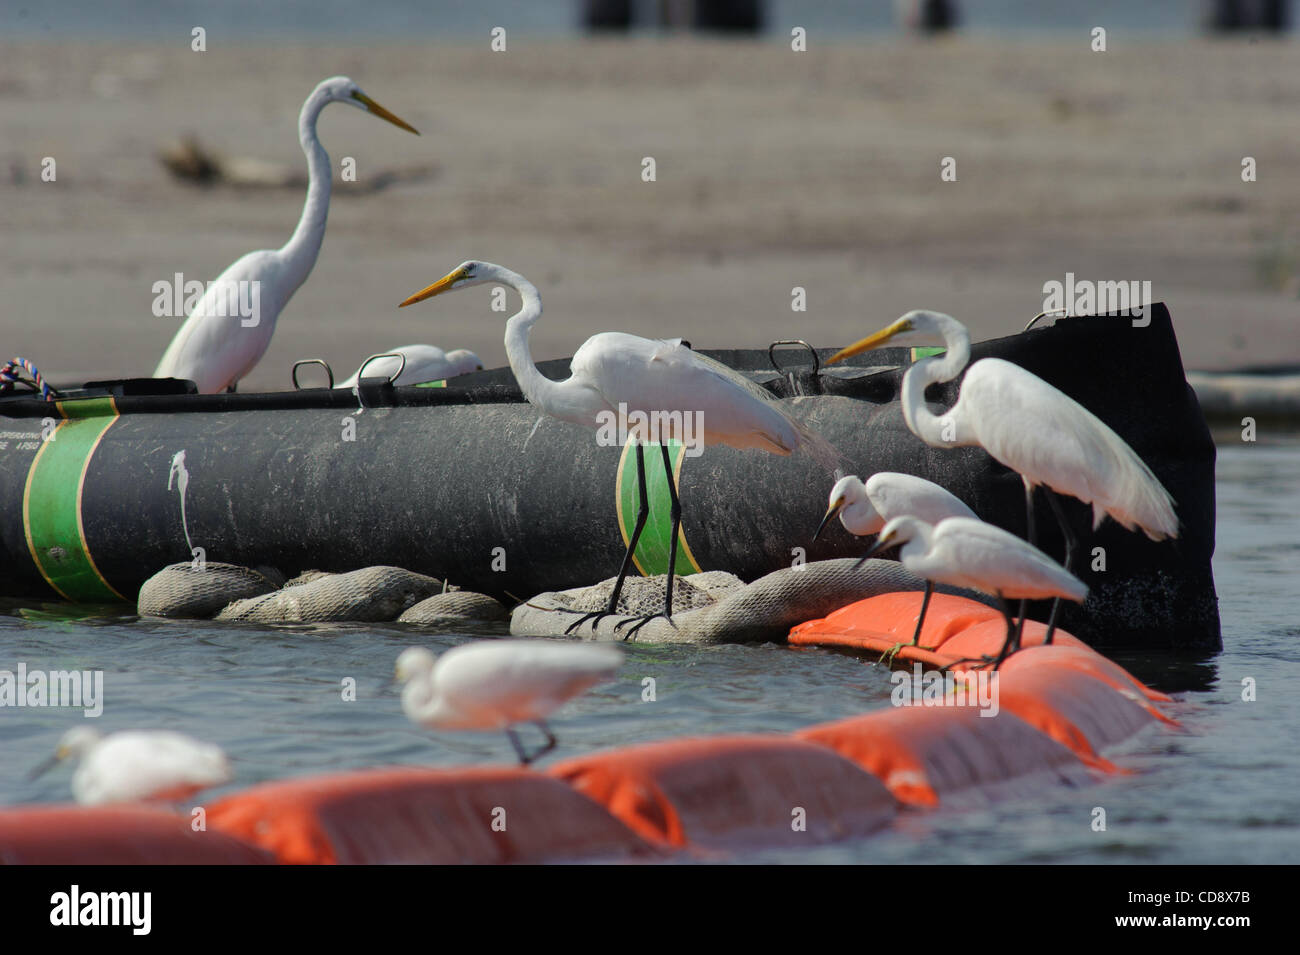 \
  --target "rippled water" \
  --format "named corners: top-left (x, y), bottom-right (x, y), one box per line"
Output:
top-left (2, 437), bottom-right (1297, 863)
